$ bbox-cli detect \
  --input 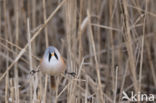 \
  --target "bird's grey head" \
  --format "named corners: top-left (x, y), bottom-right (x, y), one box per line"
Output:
top-left (43, 46), bottom-right (60, 62)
